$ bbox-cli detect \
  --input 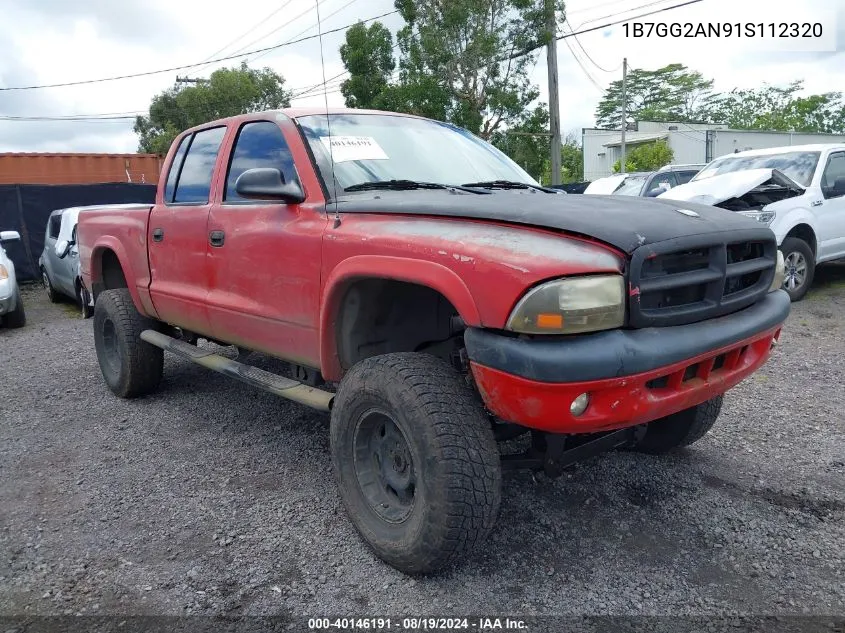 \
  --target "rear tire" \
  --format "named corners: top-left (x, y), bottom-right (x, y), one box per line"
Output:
top-left (780, 237), bottom-right (815, 302)
top-left (93, 288), bottom-right (163, 398)
top-left (330, 353), bottom-right (502, 575)
top-left (5, 288), bottom-right (26, 328)
top-left (42, 269), bottom-right (59, 303)
top-left (631, 396), bottom-right (723, 454)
